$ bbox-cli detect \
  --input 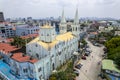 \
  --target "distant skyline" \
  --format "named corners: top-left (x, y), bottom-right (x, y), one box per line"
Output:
top-left (0, 0), bottom-right (120, 19)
